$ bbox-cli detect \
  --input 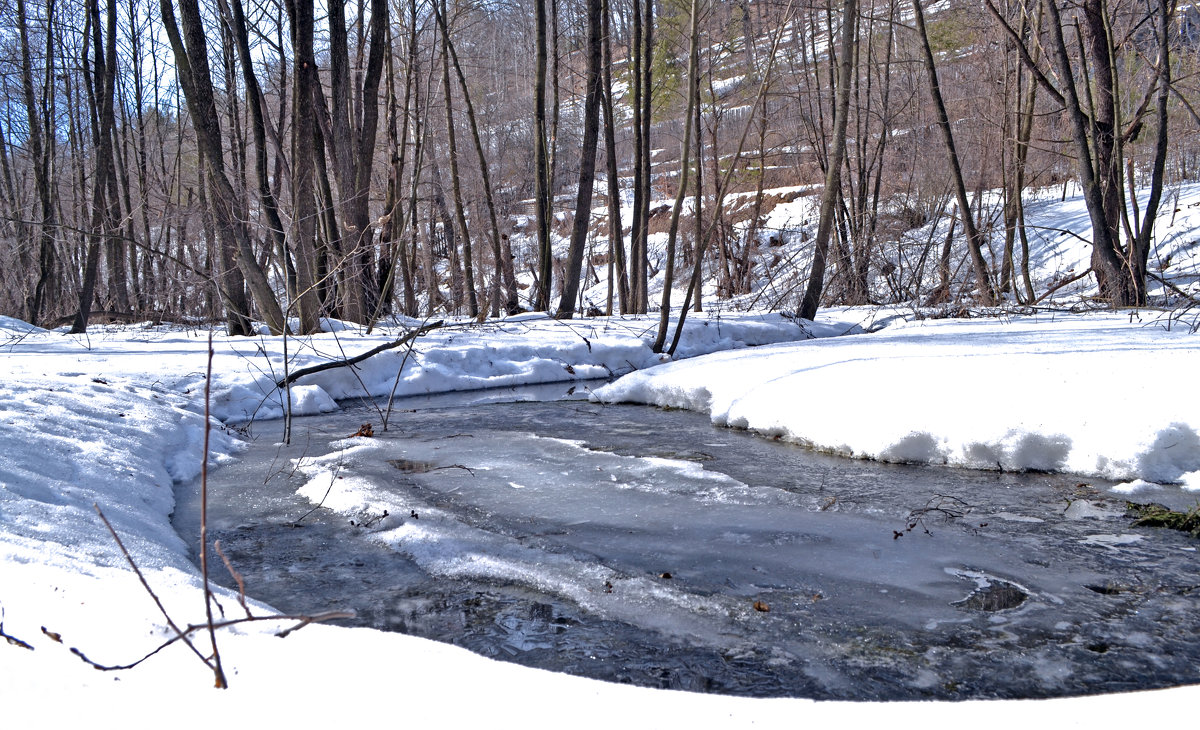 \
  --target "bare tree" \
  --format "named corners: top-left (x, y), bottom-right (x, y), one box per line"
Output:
top-left (72, 0), bottom-right (124, 333)
top-left (160, 0), bottom-right (287, 334)
top-left (652, 0), bottom-right (701, 350)
top-left (798, 0), bottom-right (856, 321)
top-left (281, 0), bottom-right (323, 334)
top-left (986, 0), bottom-right (1176, 305)
top-left (322, 0), bottom-right (388, 324)
top-left (438, 0), bottom-right (477, 318)
top-left (17, 0), bottom-right (60, 327)
top-left (557, 0), bottom-right (605, 318)
top-left (222, 0), bottom-right (317, 332)
top-left (600, 0), bottom-right (629, 314)
top-left (629, 0), bottom-right (655, 313)
top-left (534, 0), bottom-right (554, 310)
top-left (912, 0), bottom-right (995, 305)
top-left (431, 0), bottom-right (520, 316)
